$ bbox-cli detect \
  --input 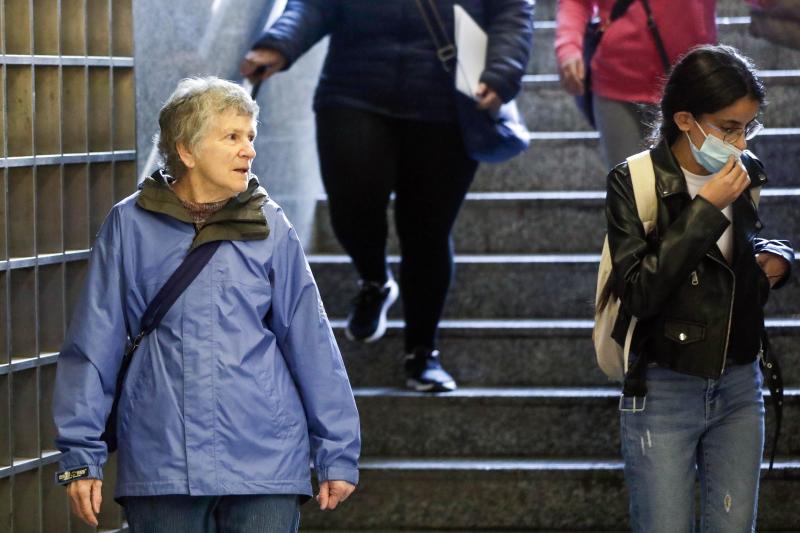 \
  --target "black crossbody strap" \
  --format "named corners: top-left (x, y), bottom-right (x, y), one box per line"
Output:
top-left (121, 239), bottom-right (221, 373)
top-left (102, 240), bottom-right (222, 450)
top-left (597, 0), bottom-right (669, 73)
top-left (640, 0), bottom-right (671, 72)
top-left (761, 329), bottom-right (784, 474)
top-left (609, 0), bottom-right (636, 22)
top-left (141, 240), bottom-right (222, 337)
top-left (414, 0), bottom-right (456, 71)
